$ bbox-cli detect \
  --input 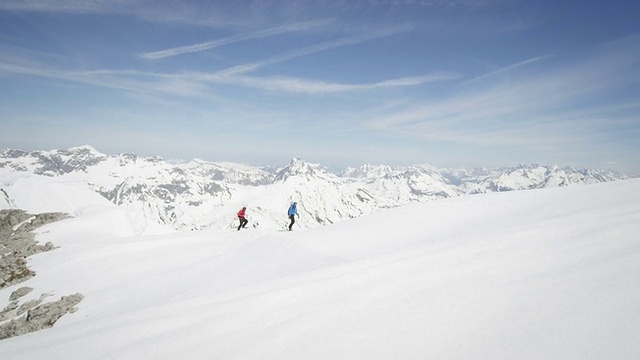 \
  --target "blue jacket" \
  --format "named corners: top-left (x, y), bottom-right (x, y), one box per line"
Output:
top-left (288, 203), bottom-right (298, 216)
